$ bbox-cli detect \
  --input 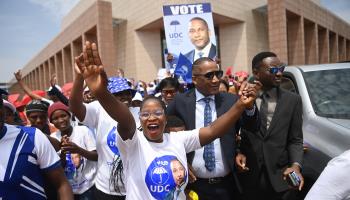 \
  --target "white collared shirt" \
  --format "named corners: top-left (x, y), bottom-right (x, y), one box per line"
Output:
top-left (192, 89), bottom-right (230, 178)
top-left (193, 42), bottom-right (213, 61)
